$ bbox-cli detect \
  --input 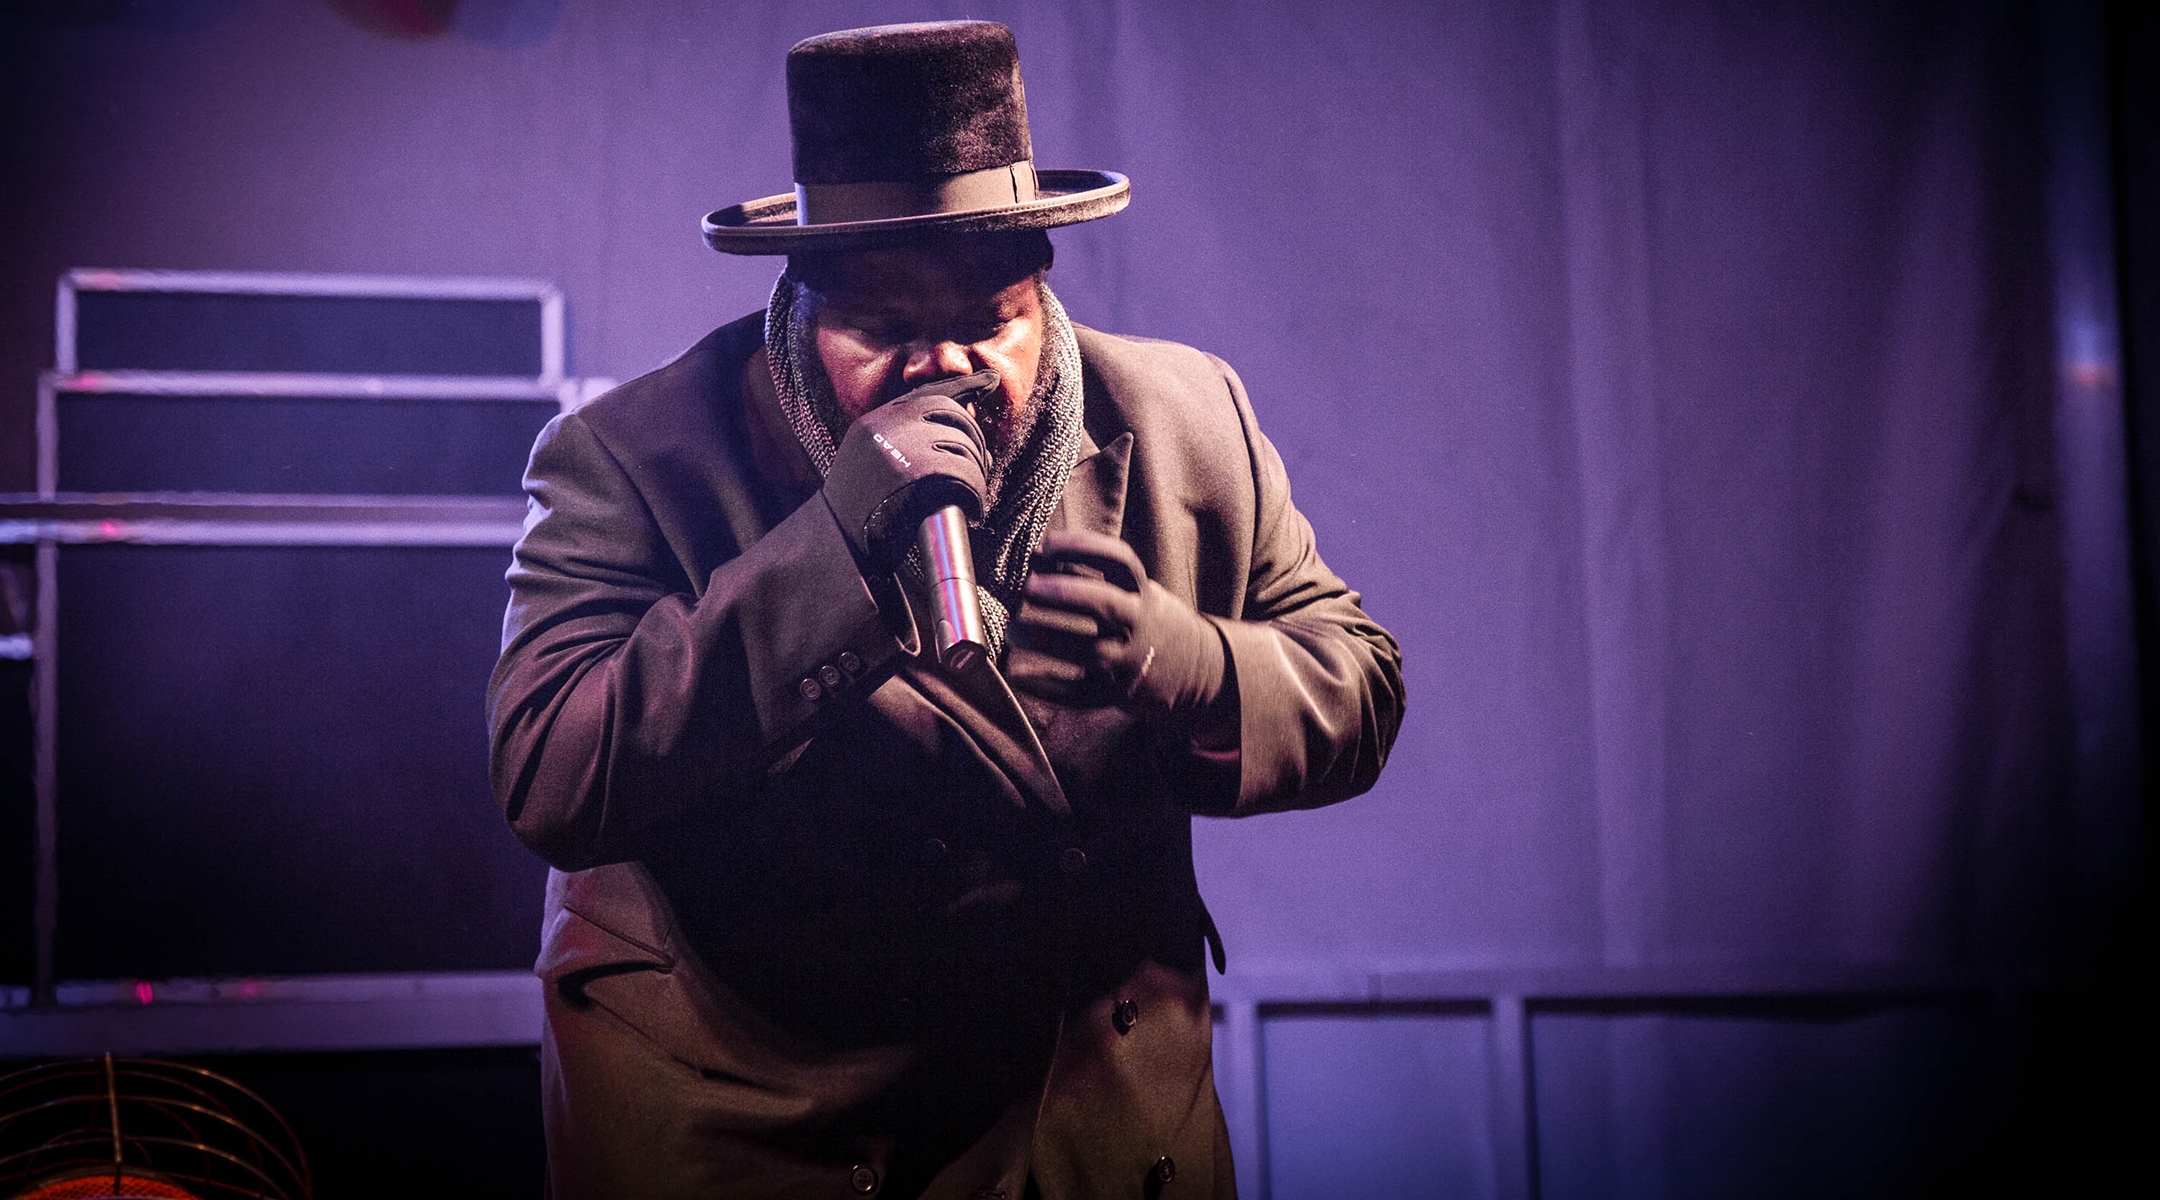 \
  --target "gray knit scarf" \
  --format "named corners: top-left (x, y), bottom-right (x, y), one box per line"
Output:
top-left (765, 270), bottom-right (1086, 660)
